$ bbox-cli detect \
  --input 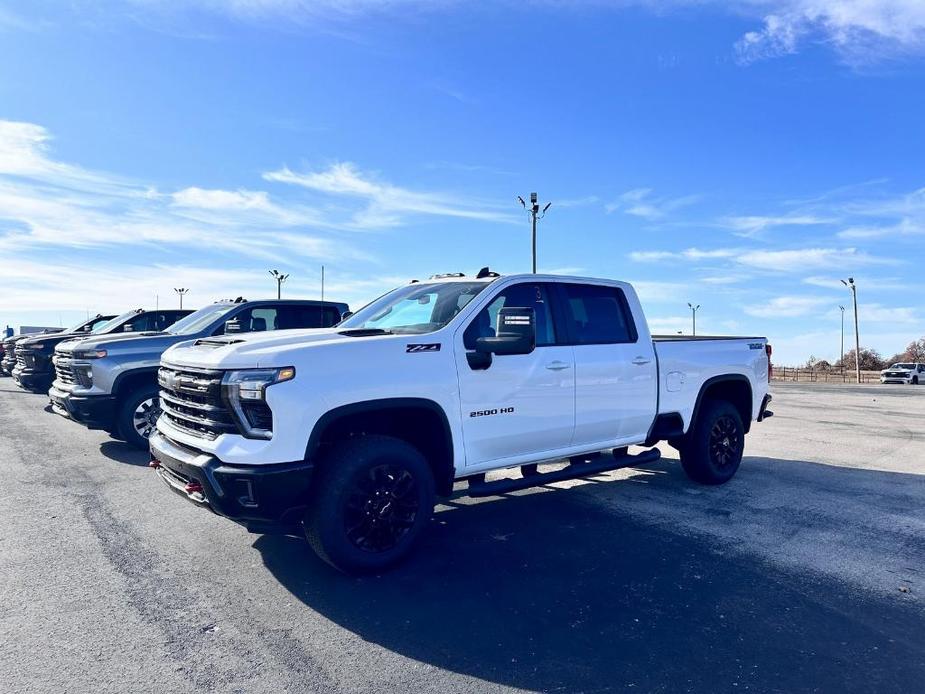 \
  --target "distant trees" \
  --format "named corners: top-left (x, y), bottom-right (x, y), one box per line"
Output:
top-left (835, 348), bottom-right (886, 371)
top-left (885, 338), bottom-right (925, 366)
